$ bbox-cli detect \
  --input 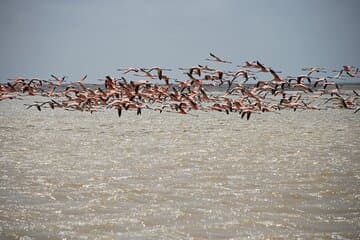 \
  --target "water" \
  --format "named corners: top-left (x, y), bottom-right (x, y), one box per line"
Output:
top-left (0, 97), bottom-right (359, 239)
